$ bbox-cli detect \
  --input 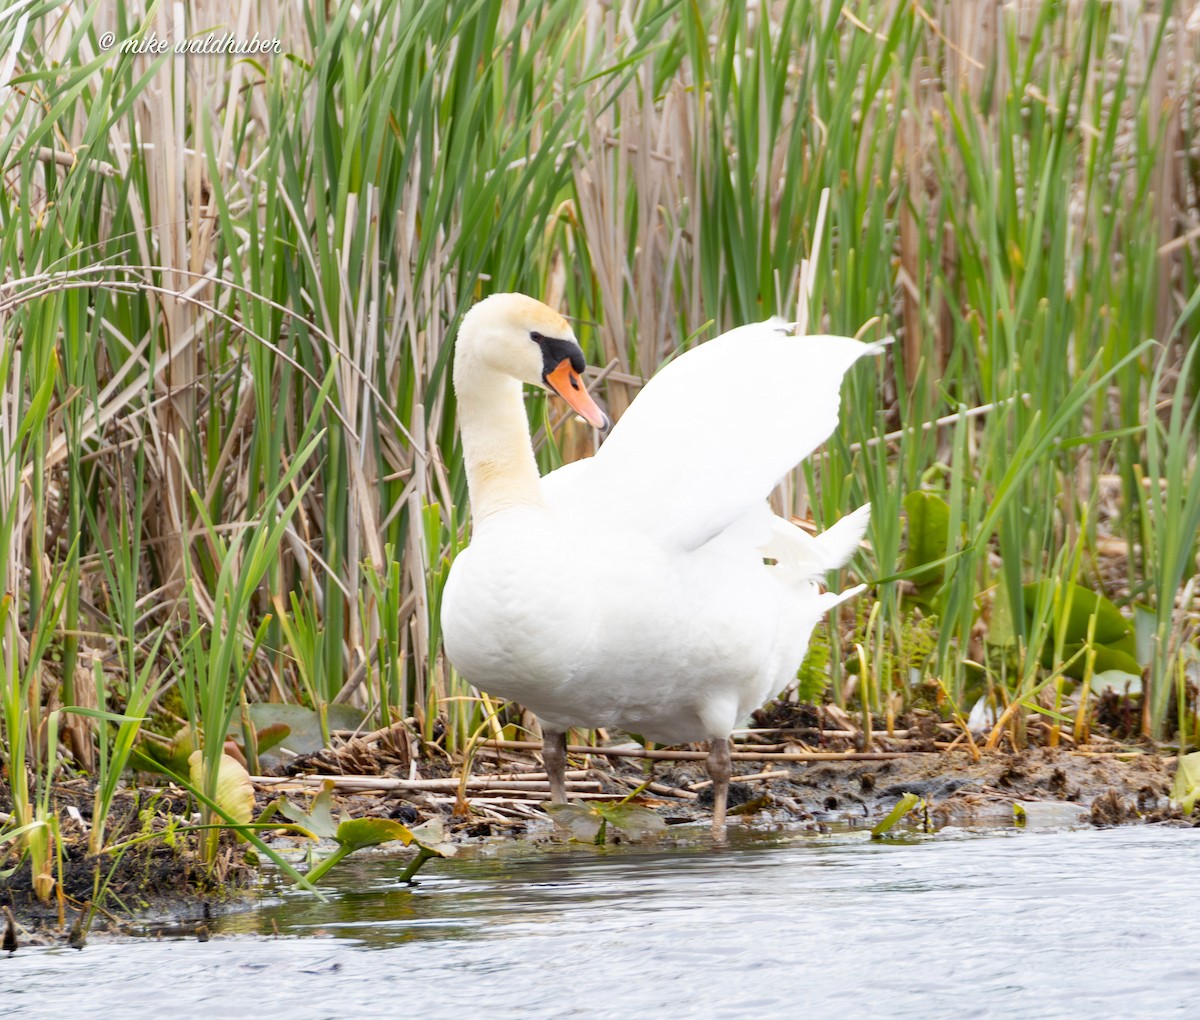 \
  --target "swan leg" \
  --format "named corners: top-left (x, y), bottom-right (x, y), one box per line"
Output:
top-left (542, 729), bottom-right (568, 803)
top-left (706, 737), bottom-right (731, 838)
